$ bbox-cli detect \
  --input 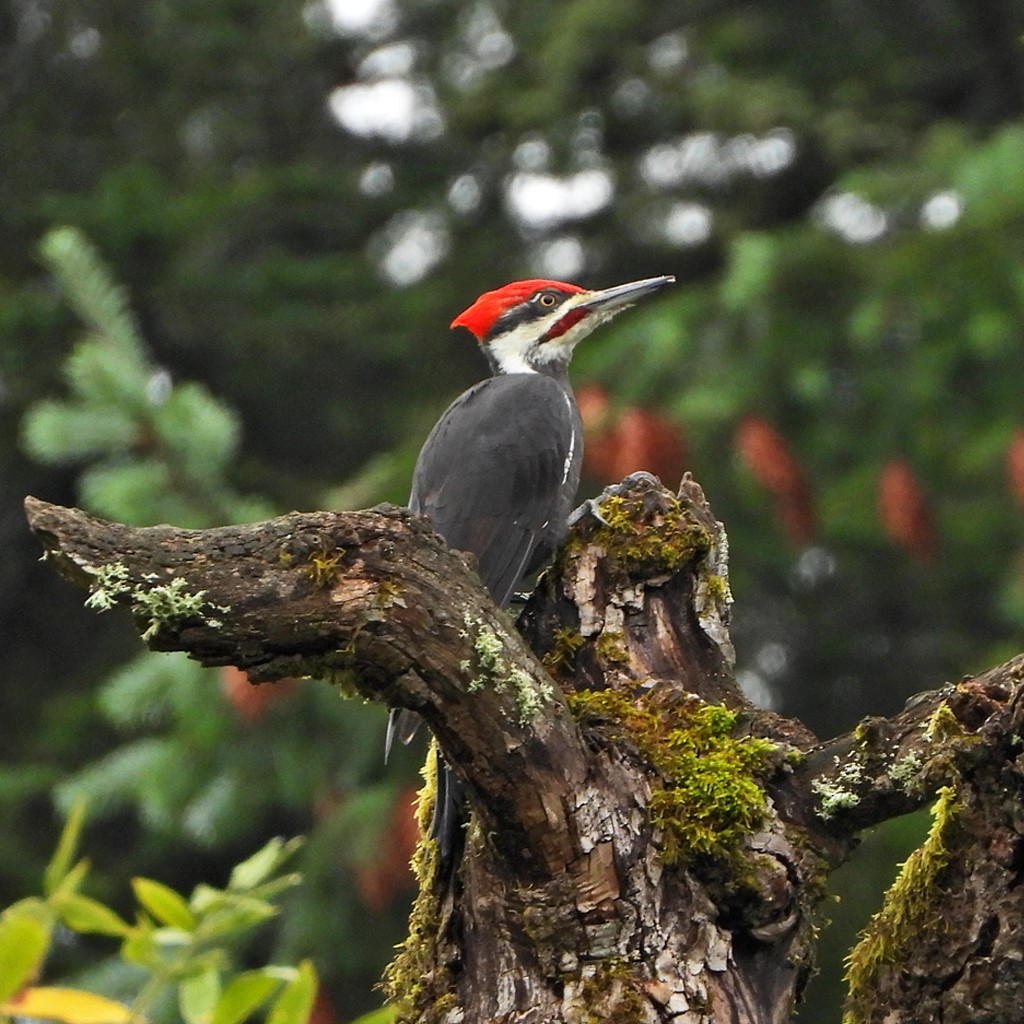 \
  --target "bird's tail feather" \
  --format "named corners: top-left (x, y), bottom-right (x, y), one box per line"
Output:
top-left (386, 712), bottom-right (466, 880)
top-left (385, 707), bottom-right (424, 763)
top-left (431, 754), bottom-right (466, 877)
